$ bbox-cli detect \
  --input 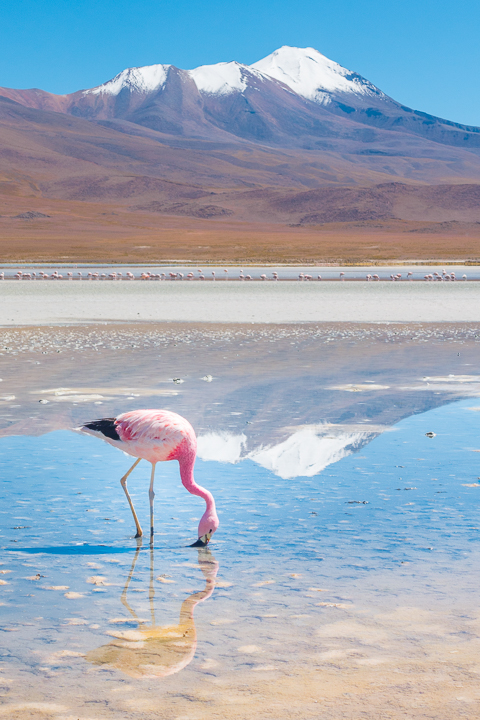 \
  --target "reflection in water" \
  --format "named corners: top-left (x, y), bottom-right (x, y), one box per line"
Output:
top-left (87, 546), bottom-right (218, 678)
top-left (197, 424), bottom-right (381, 479)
